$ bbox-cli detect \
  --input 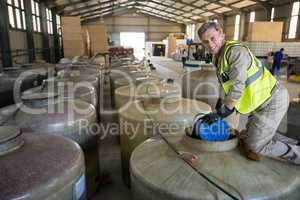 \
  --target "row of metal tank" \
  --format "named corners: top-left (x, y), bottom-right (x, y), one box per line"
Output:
top-left (110, 60), bottom-right (300, 199)
top-left (0, 56), bottom-right (108, 200)
top-left (2, 54), bottom-right (298, 200)
top-left (0, 62), bottom-right (56, 108)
